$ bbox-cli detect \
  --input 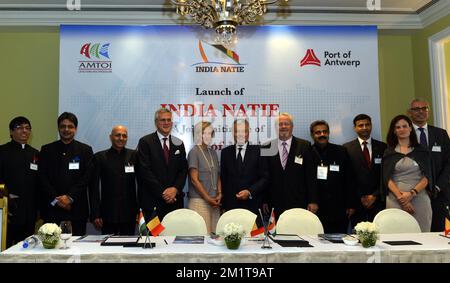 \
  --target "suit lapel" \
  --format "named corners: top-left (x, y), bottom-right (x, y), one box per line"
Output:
top-left (152, 132), bottom-right (167, 167)
top-left (427, 126), bottom-right (436, 149)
